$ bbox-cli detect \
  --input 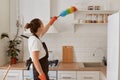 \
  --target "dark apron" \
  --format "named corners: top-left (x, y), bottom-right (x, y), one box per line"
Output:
top-left (26, 35), bottom-right (49, 80)
top-left (33, 42), bottom-right (49, 80)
